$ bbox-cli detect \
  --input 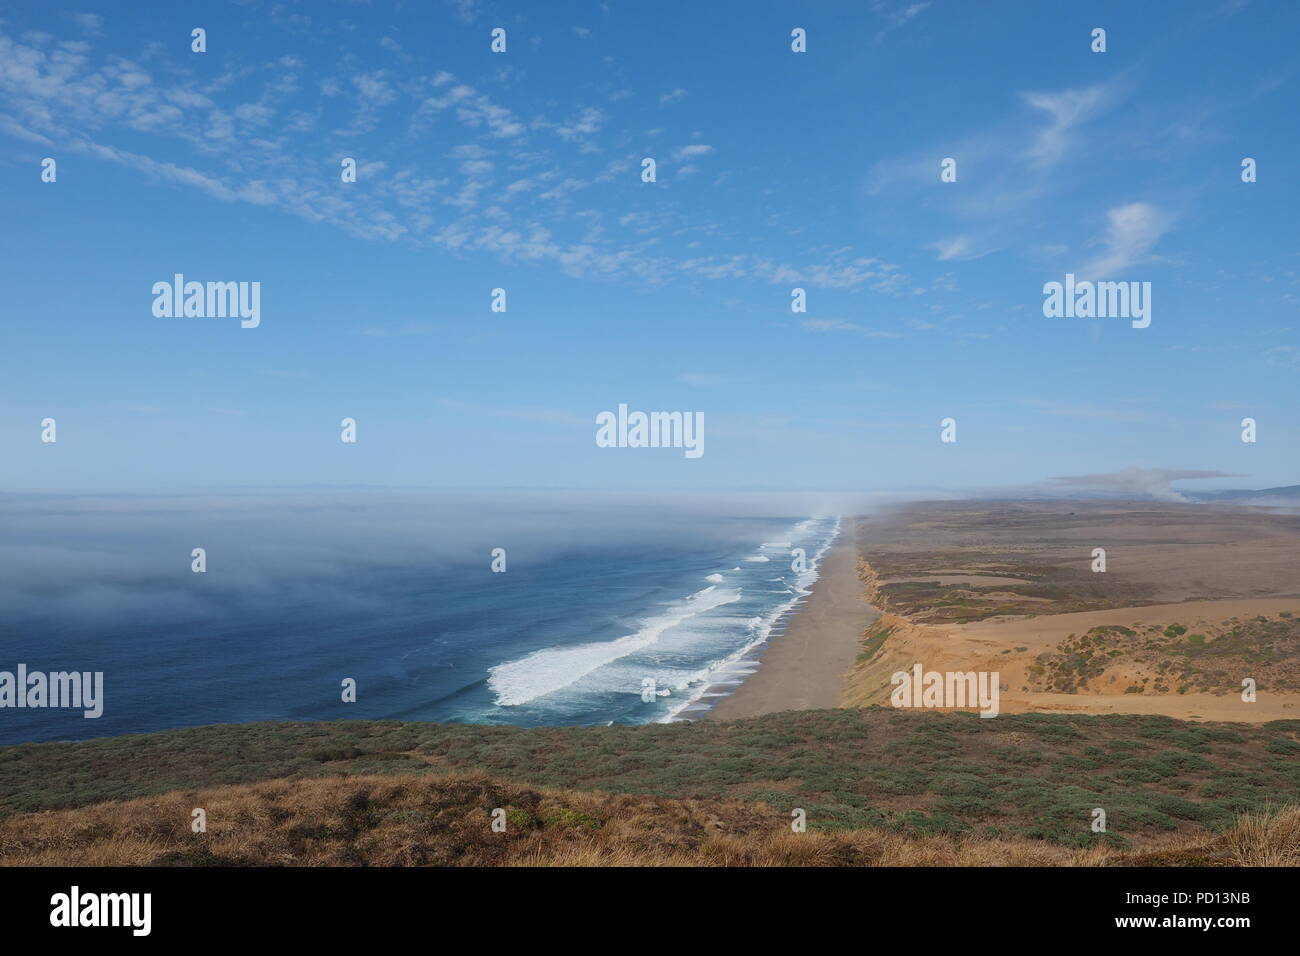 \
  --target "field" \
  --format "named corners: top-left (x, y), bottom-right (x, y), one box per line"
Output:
top-left (846, 500), bottom-right (1300, 721)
